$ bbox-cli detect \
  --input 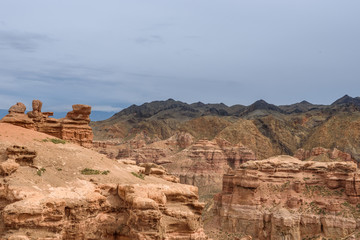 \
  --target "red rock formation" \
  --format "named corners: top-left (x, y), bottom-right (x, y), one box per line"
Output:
top-left (295, 147), bottom-right (356, 163)
top-left (175, 132), bottom-right (194, 148)
top-left (121, 147), bottom-right (167, 163)
top-left (8, 102), bottom-right (26, 114)
top-left (1, 100), bottom-right (93, 147)
top-left (165, 139), bottom-right (256, 195)
top-left (61, 105), bottom-right (93, 147)
top-left (0, 123), bottom-right (209, 240)
top-left (6, 145), bottom-right (37, 166)
top-left (1, 102), bottom-right (35, 129)
top-left (213, 155), bottom-right (360, 239)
